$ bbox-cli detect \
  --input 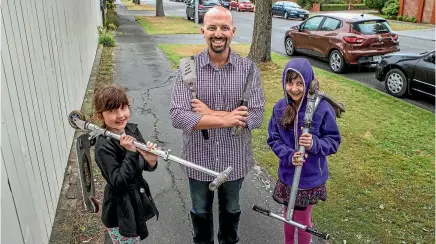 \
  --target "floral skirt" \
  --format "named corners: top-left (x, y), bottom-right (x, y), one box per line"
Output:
top-left (272, 180), bottom-right (327, 211)
top-left (107, 227), bottom-right (140, 244)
